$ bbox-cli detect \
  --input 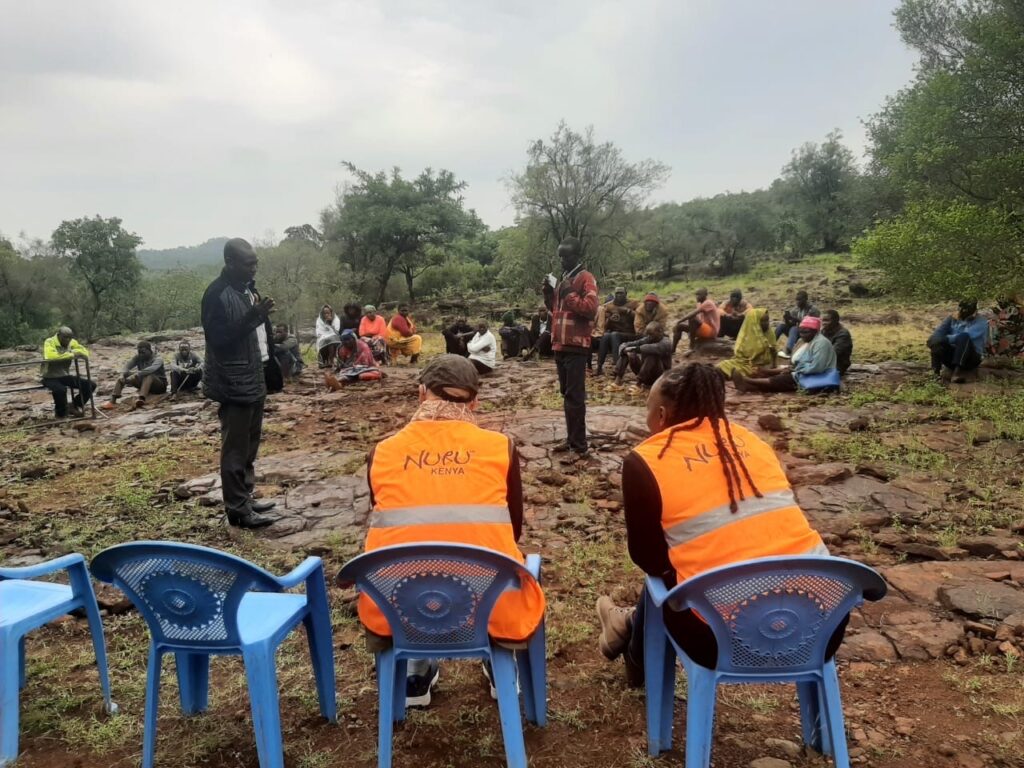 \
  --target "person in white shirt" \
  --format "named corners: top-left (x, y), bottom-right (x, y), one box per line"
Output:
top-left (467, 320), bottom-right (497, 375)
